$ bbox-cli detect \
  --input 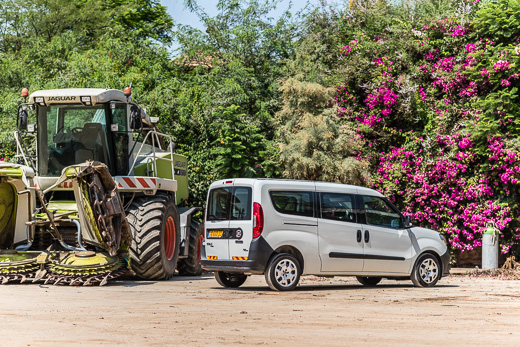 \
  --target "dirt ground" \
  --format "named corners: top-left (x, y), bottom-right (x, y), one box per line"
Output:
top-left (1, 273), bottom-right (520, 346)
